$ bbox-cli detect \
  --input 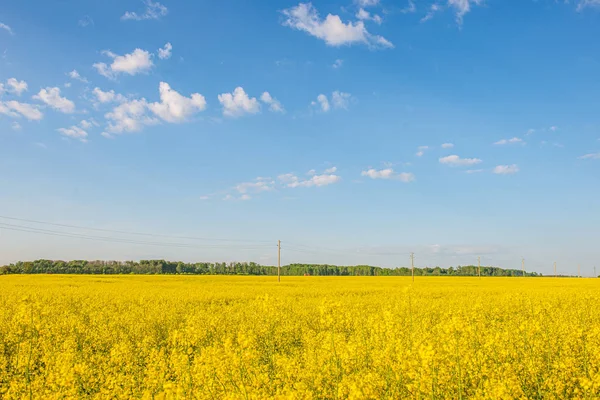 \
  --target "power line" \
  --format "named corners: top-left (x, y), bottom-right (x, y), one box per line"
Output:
top-left (0, 215), bottom-right (272, 244)
top-left (0, 222), bottom-right (273, 250)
